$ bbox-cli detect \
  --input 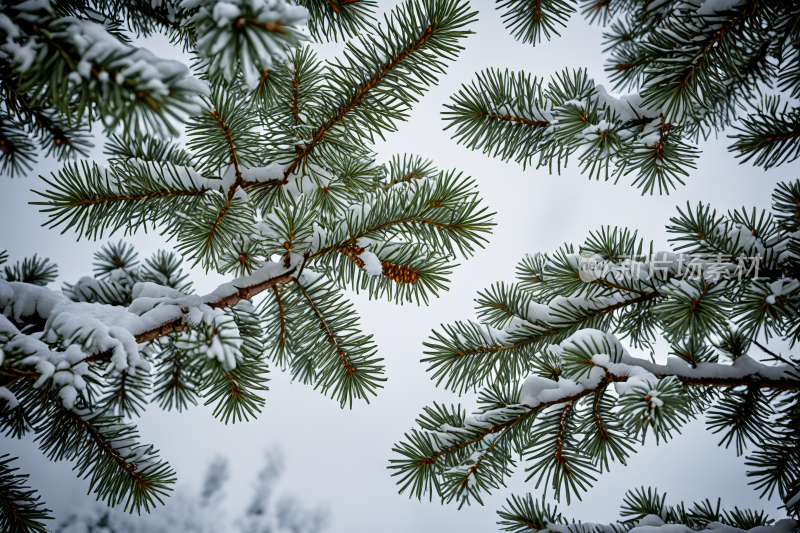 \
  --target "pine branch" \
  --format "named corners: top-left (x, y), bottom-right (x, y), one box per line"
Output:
top-left (637, 1), bottom-right (772, 121)
top-left (497, 493), bottom-right (564, 533)
top-left (0, 113), bottom-right (36, 178)
top-left (104, 135), bottom-right (191, 168)
top-left (34, 402), bottom-right (175, 513)
top-left (280, 0), bottom-right (476, 179)
top-left (33, 160), bottom-right (214, 241)
top-left (97, 367), bottom-right (150, 419)
top-left (577, 388), bottom-right (634, 473)
top-left (524, 403), bottom-right (597, 504)
top-left (444, 68), bottom-right (699, 194)
top-left (134, 264), bottom-right (299, 344)
top-left (729, 97), bottom-right (800, 170)
top-left (299, 0), bottom-right (377, 42)
top-left (0, 99), bottom-right (92, 176)
top-left (272, 285), bottom-right (286, 350)
top-left (4, 0), bottom-right (494, 521)
top-left (377, 154), bottom-right (438, 189)
top-left (399, 179), bottom-right (800, 513)
top-left (390, 370), bottom-right (627, 504)
top-left (55, 0), bottom-right (194, 40)
top-left (2, 255), bottom-right (57, 286)
top-left (5, 3), bottom-right (205, 137)
top-left (190, 0), bottom-right (307, 90)
top-left (191, 108), bottom-right (248, 266)
top-left (200, 304), bottom-right (270, 423)
top-left (0, 455), bottom-right (53, 533)
top-left (424, 290), bottom-right (660, 393)
top-left (395, 328), bottom-right (798, 506)
top-left (497, 0), bottom-right (577, 46)
top-left (151, 335), bottom-right (202, 413)
top-left (289, 275), bottom-right (386, 408)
